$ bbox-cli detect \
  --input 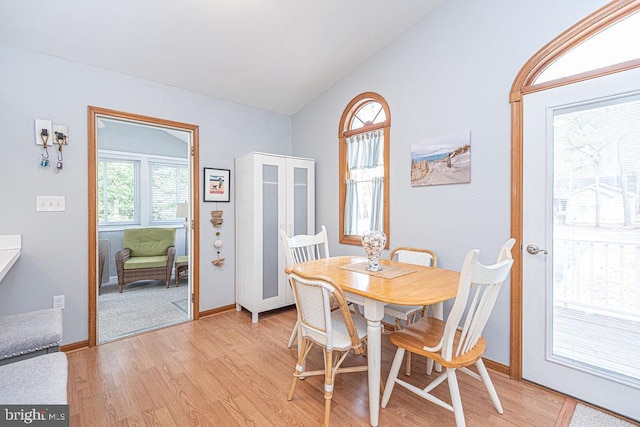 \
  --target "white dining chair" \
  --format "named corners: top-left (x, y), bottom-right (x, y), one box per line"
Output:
top-left (286, 271), bottom-right (368, 427)
top-left (381, 239), bottom-right (515, 427)
top-left (385, 247), bottom-right (438, 376)
top-left (280, 226), bottom-right (330, 348)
